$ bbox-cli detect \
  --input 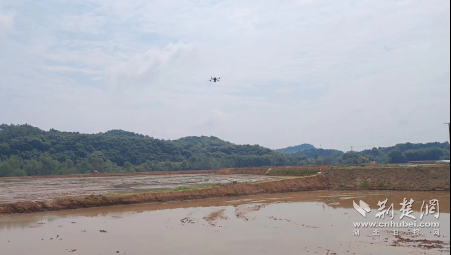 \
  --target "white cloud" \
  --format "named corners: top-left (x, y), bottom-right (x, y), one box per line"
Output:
top-left (0, 0), bottom-right (450, 151)
top-left (0, 11), bottom-right (14, 35)
top-left (60, 14), bottom-right (106, 35)
top-left (108, 42), bottom-right (195, 88)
